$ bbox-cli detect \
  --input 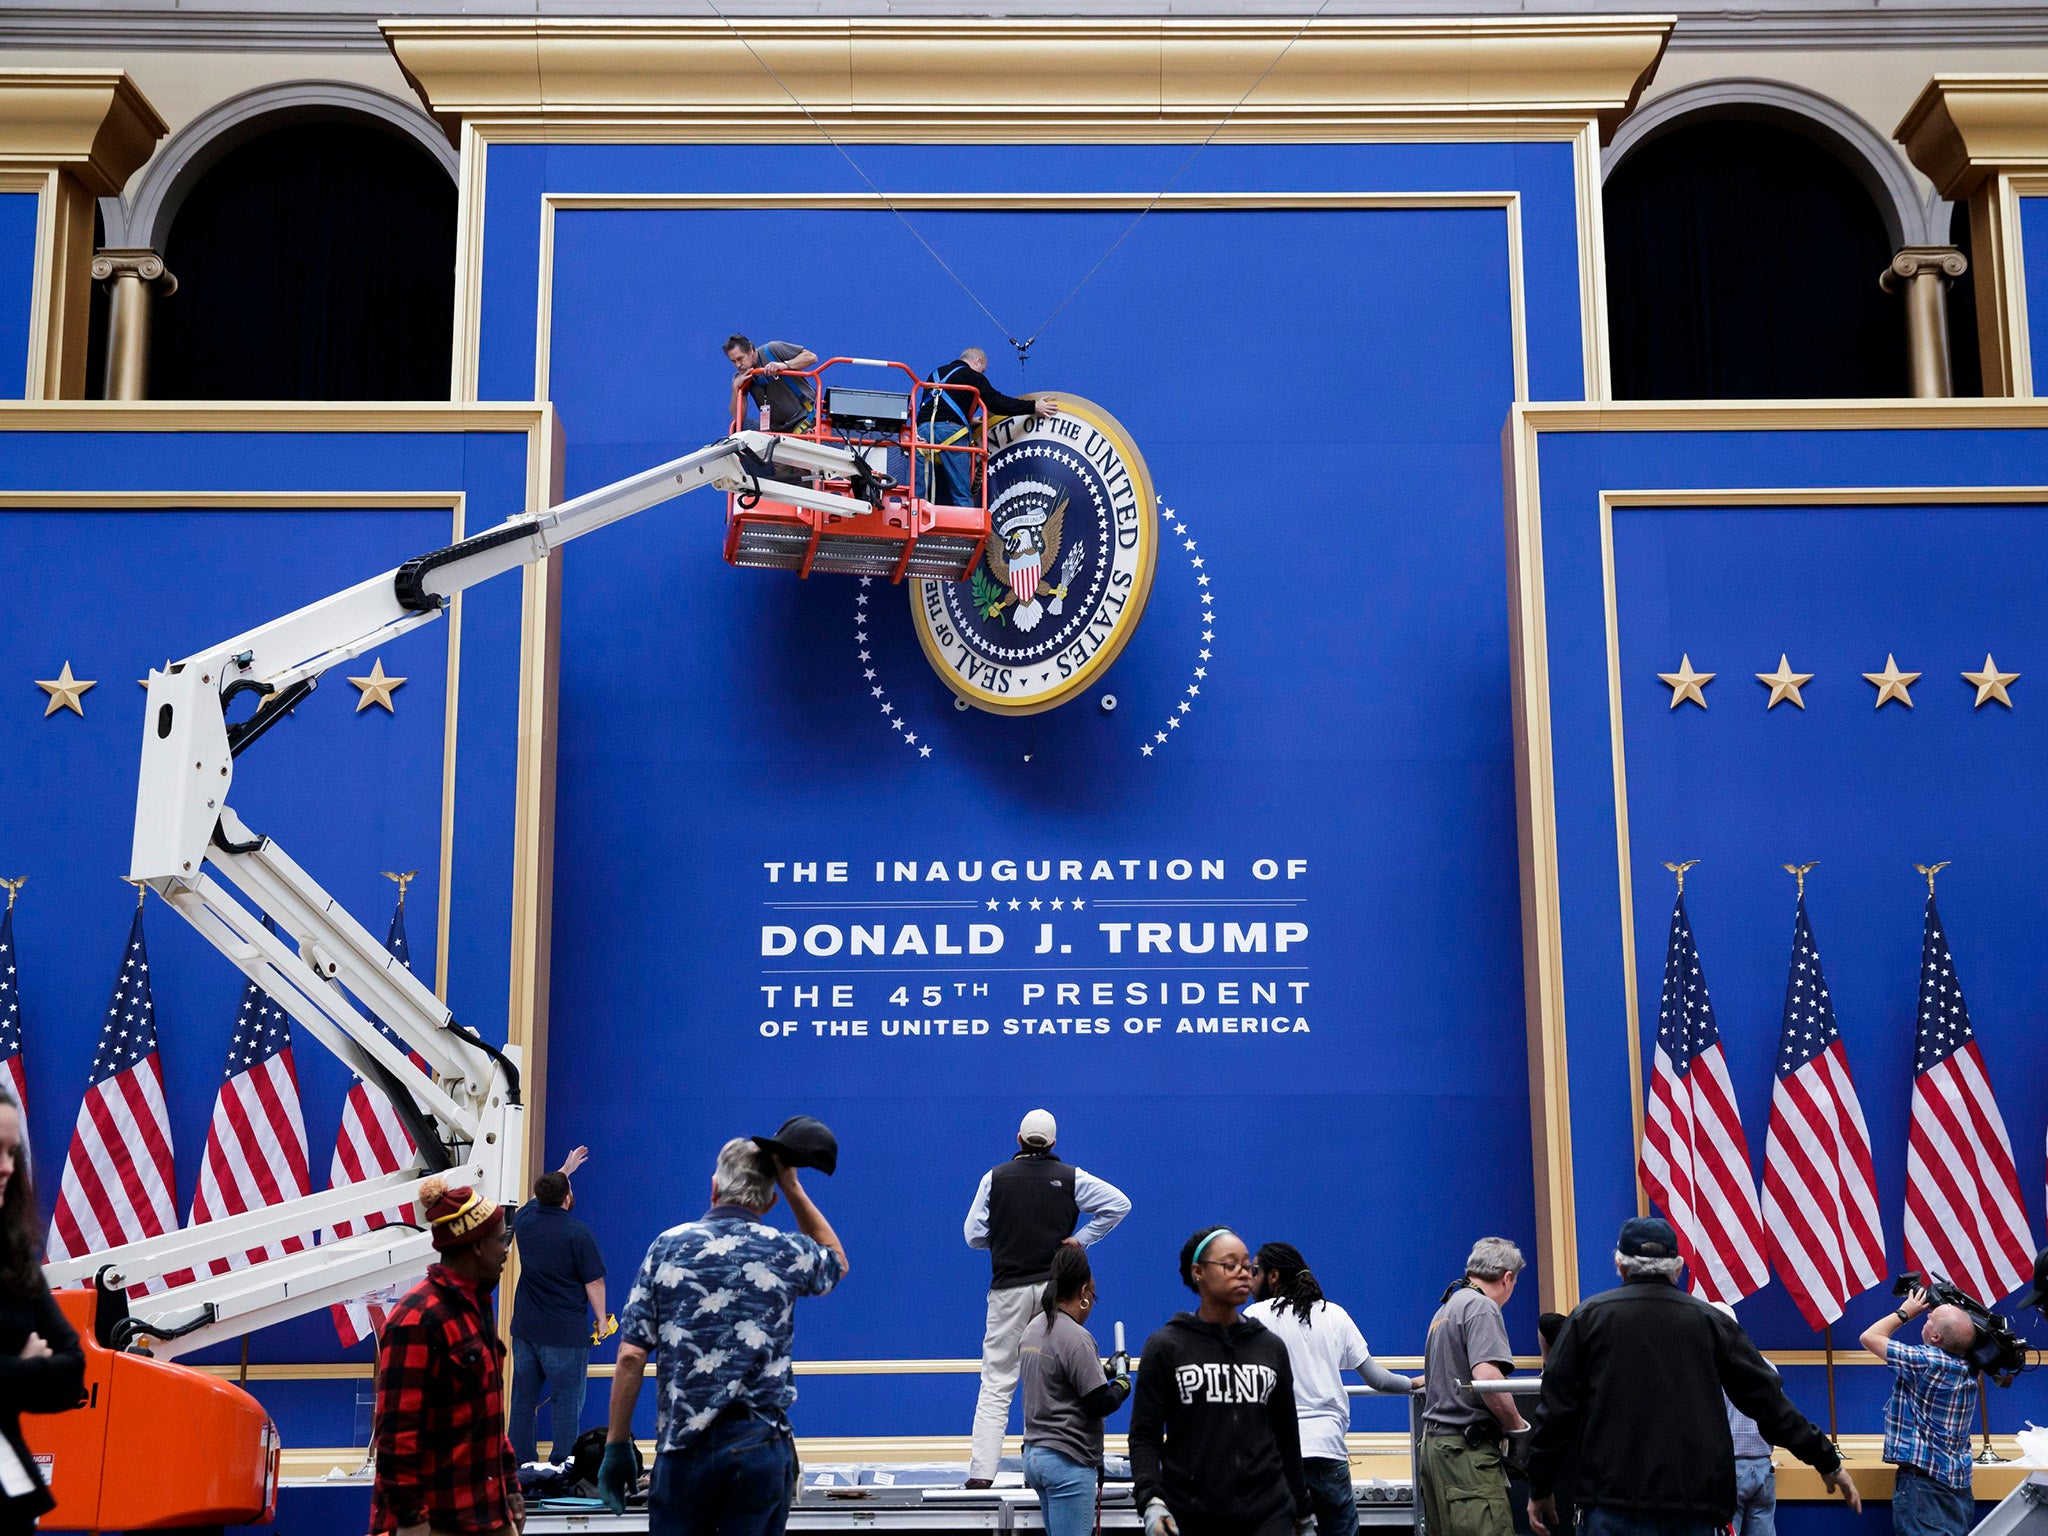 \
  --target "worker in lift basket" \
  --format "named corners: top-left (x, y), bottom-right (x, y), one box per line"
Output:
top-left (919, 346), bottom-right (1059, 506)
top-left (726, 334), bottom-right (818, 433)
top-left (370, 1177), bottom-right (524, 1536)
